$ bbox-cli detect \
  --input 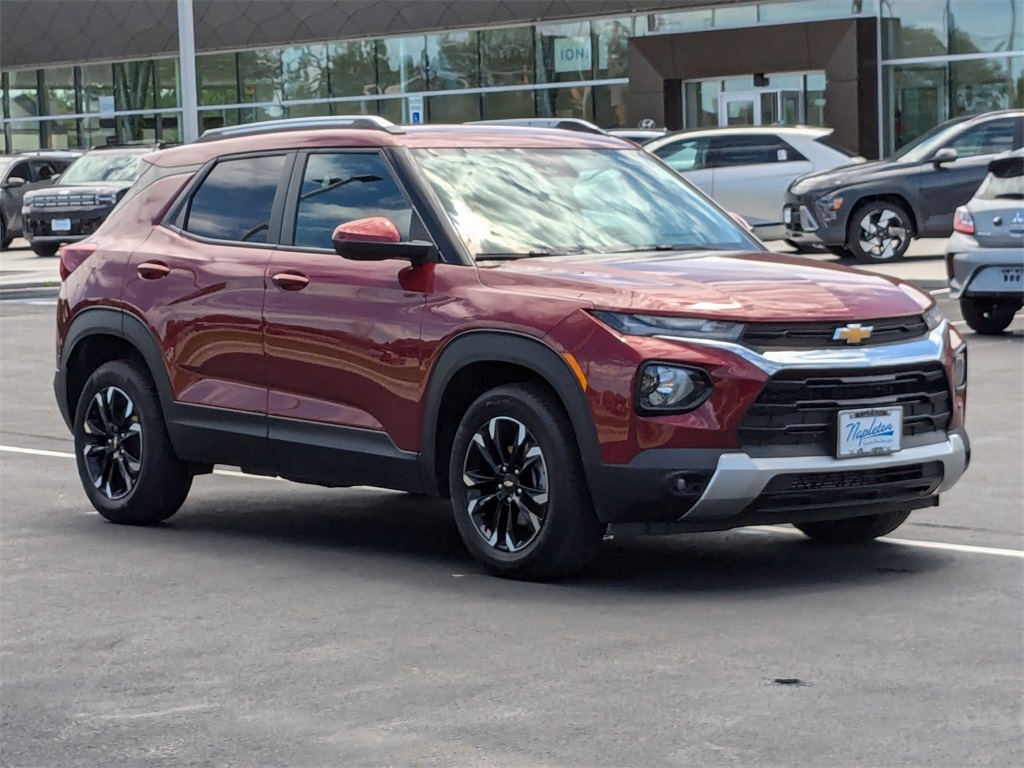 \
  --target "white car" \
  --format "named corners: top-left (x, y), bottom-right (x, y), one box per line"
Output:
top-left (644, 126), bottom-right (863, 245)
